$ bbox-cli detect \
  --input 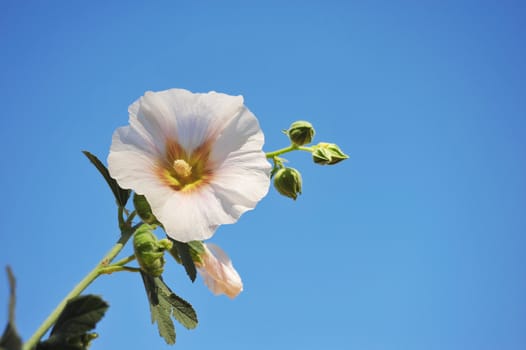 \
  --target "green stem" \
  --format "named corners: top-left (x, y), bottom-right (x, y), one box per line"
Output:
top-left (110, 254), bottom-right (137, 267)
top-left (22, 222), bottom-right (136, 350)
top-left (99, 265), bottom-right (141, 274)
top-left (265, 145), bottom-right (313, 159)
